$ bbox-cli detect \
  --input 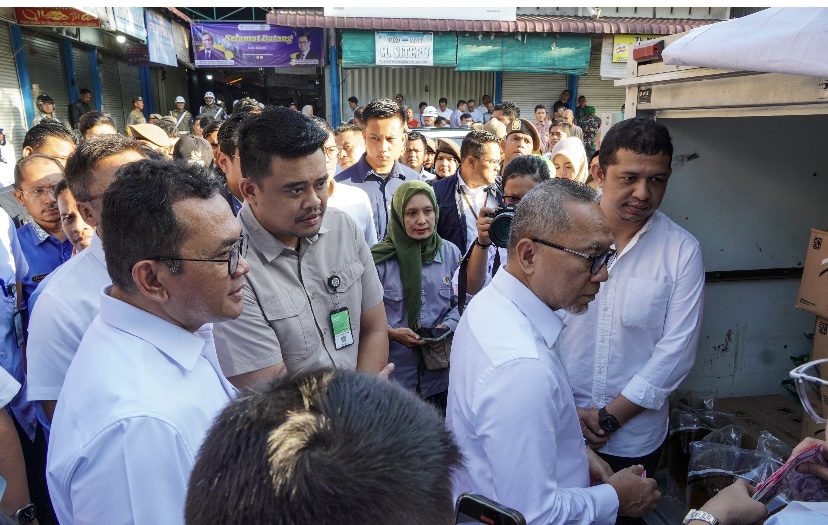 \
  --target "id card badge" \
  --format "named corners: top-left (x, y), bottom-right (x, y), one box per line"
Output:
top-left (329, 307), bottom-right (354, 350)
top-left (12, 308), bottom-right (26, 348)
